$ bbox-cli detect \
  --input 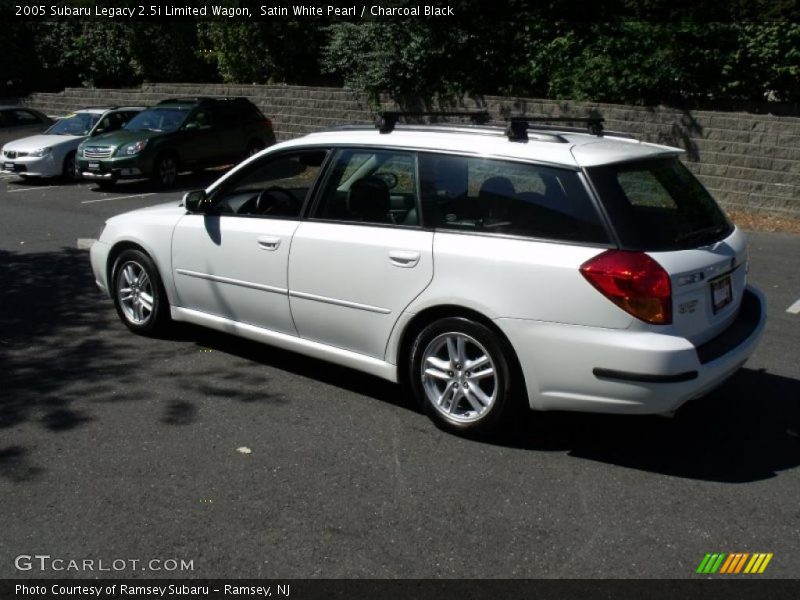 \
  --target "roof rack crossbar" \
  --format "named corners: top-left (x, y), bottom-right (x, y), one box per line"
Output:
top-left (376, 110), bottom-right (490, 134)
top-left (505, 115), bottom-right (605, 141)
